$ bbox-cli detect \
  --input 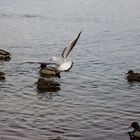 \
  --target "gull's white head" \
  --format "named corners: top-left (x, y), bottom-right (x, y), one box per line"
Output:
top-left (49, 56), bottom-right (57, 62)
